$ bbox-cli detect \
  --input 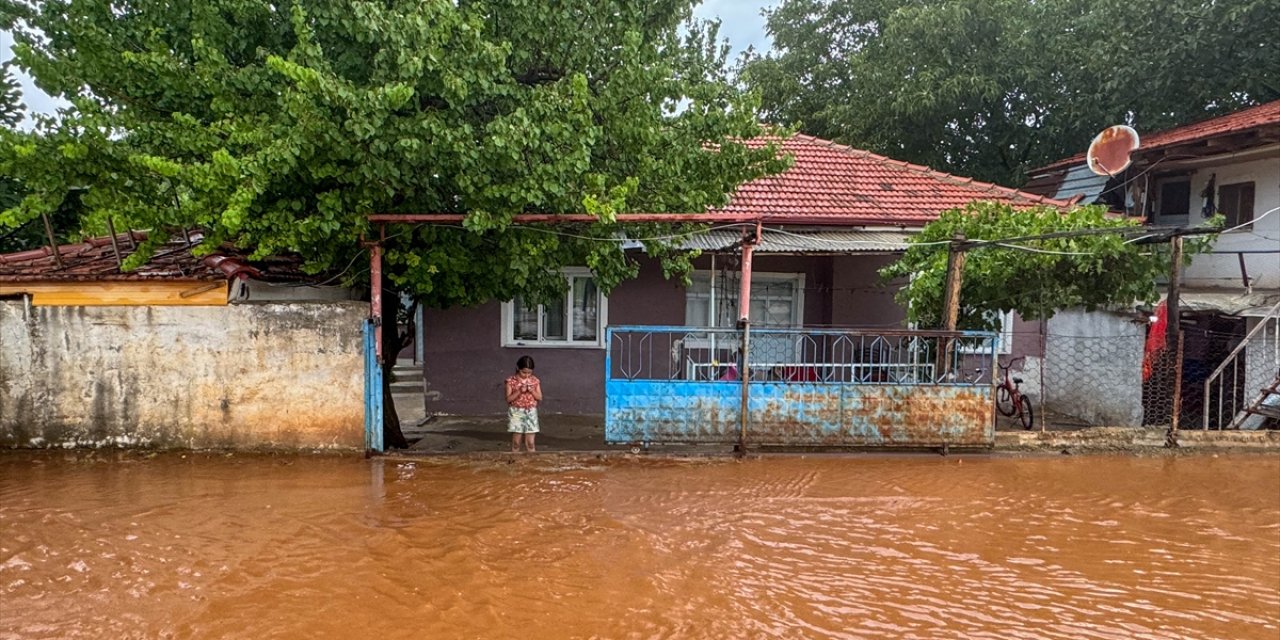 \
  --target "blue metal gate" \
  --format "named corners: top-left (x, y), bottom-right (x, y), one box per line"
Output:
top-left (364, 321), bottom-right (384, 453)
top-left (605, 326), bottom-right (997, 448)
